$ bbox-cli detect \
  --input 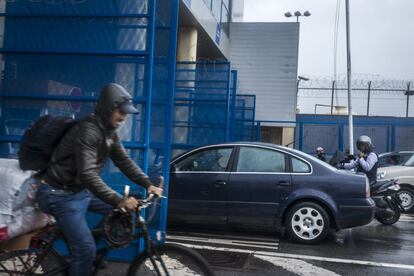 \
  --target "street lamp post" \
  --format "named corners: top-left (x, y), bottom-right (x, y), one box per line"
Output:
top-left (284, 11), bottom-right (311, 22)
top-left (345, 0), bottom-right (354, 155)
